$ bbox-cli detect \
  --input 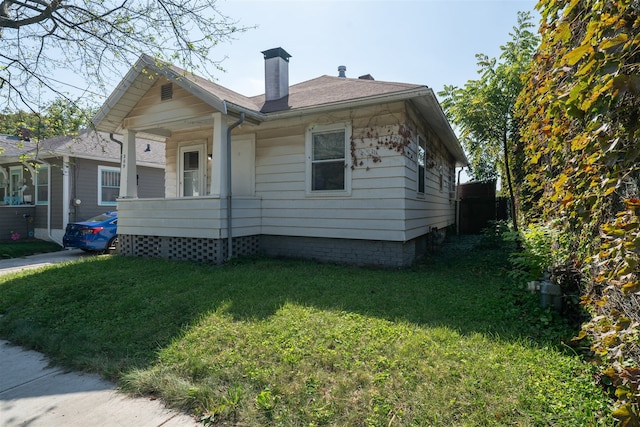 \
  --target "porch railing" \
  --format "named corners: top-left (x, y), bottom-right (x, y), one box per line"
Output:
top-left (116, 196), bottom-right (262, 239)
